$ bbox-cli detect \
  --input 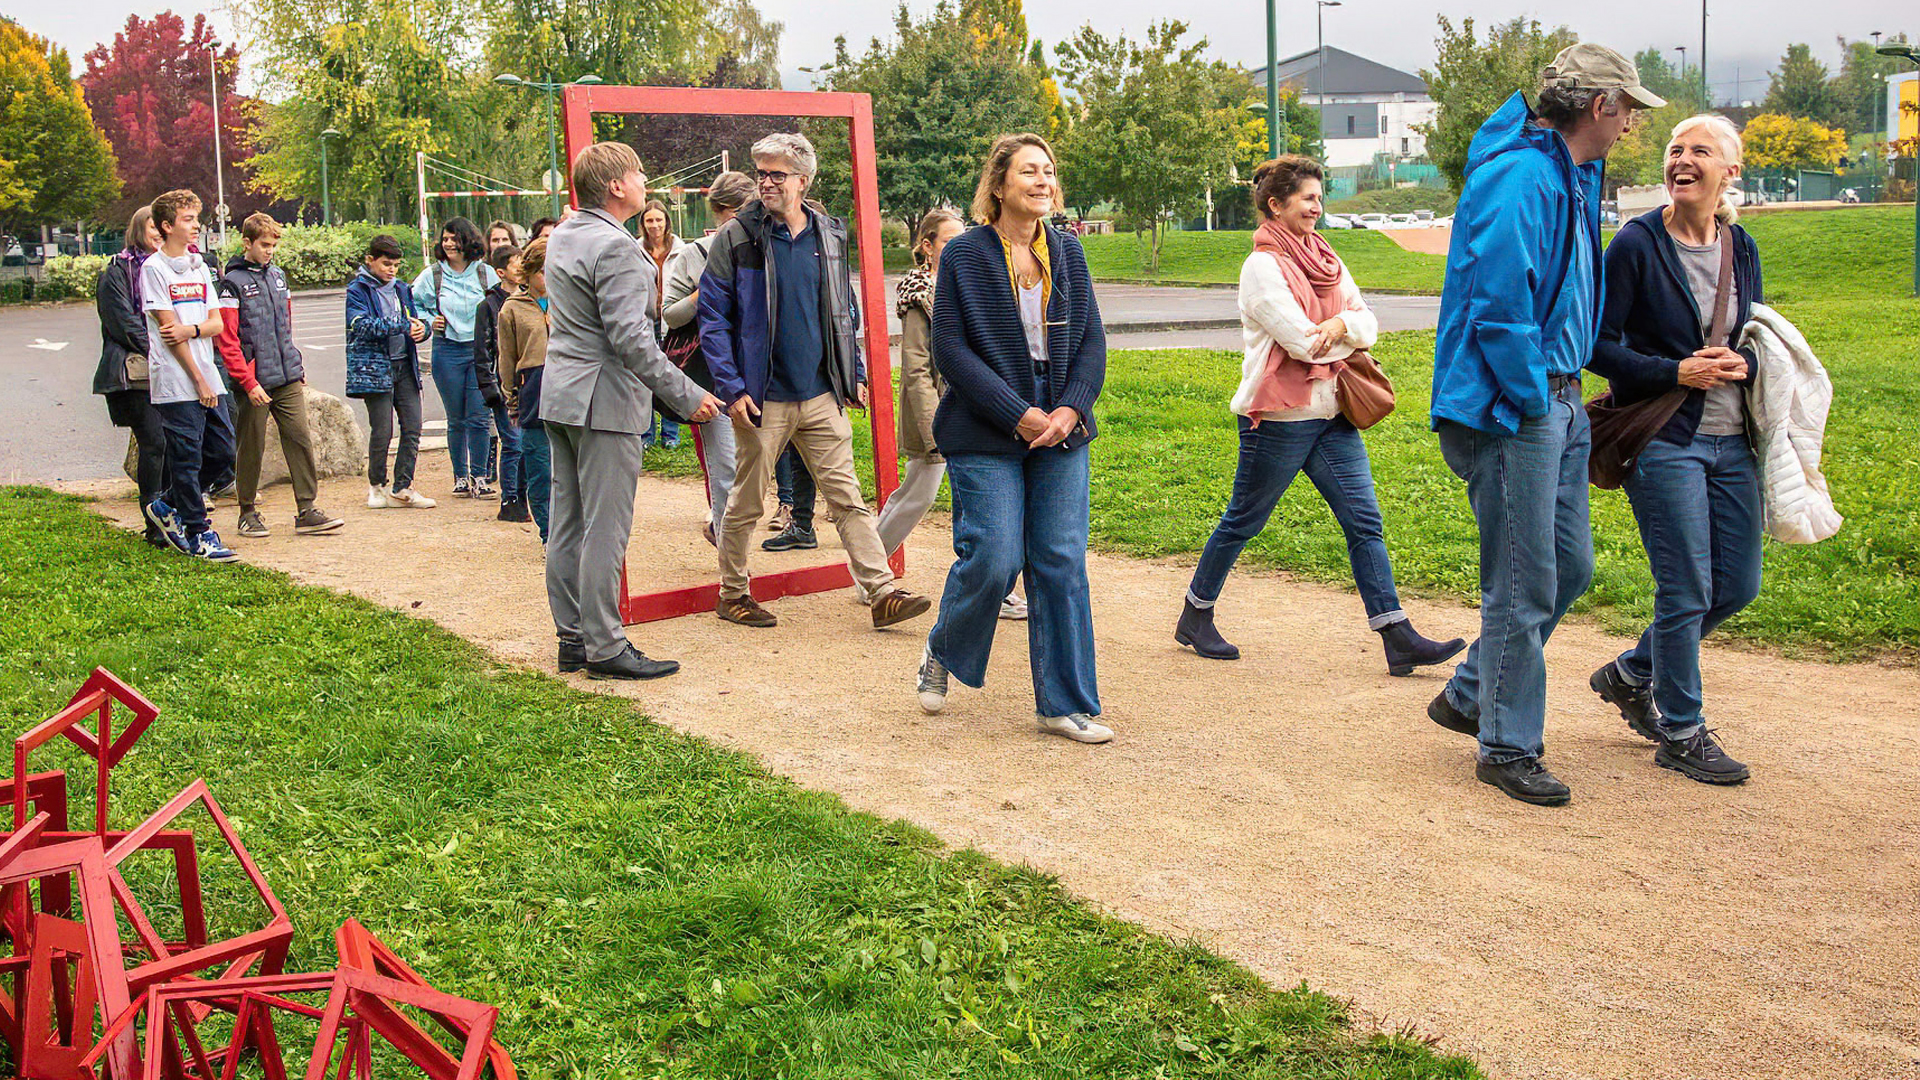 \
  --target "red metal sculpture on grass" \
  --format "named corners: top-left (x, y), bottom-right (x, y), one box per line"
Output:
top-left (0, 668), bottom-right (516, 1080)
